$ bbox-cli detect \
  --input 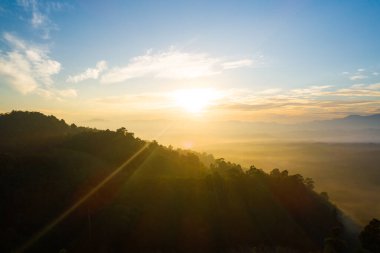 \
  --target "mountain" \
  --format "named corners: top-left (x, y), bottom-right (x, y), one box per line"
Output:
top-left (207, 114), bottom-right (380, 143)
top-left (0, 111), bottom-right (359, 252)
top-left (293, 114), bottom-right (380, 142)
top-left (120, 114), bottom-right (380, 147)
top-left (310, 114), bottom-right (380, 129)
